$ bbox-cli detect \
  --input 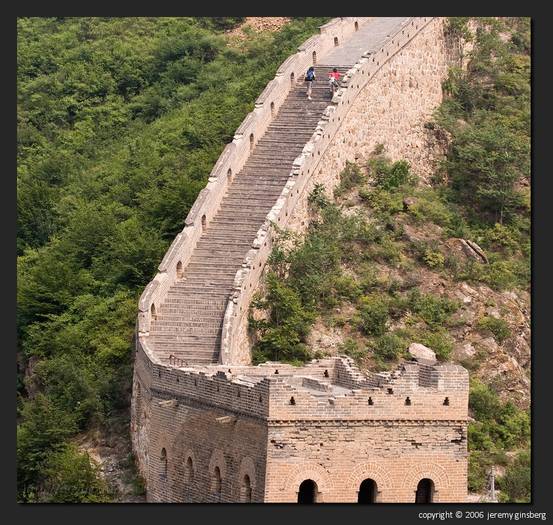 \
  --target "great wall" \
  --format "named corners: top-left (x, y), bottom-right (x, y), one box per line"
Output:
top-left (131, 16), bottom-right (470, 503)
